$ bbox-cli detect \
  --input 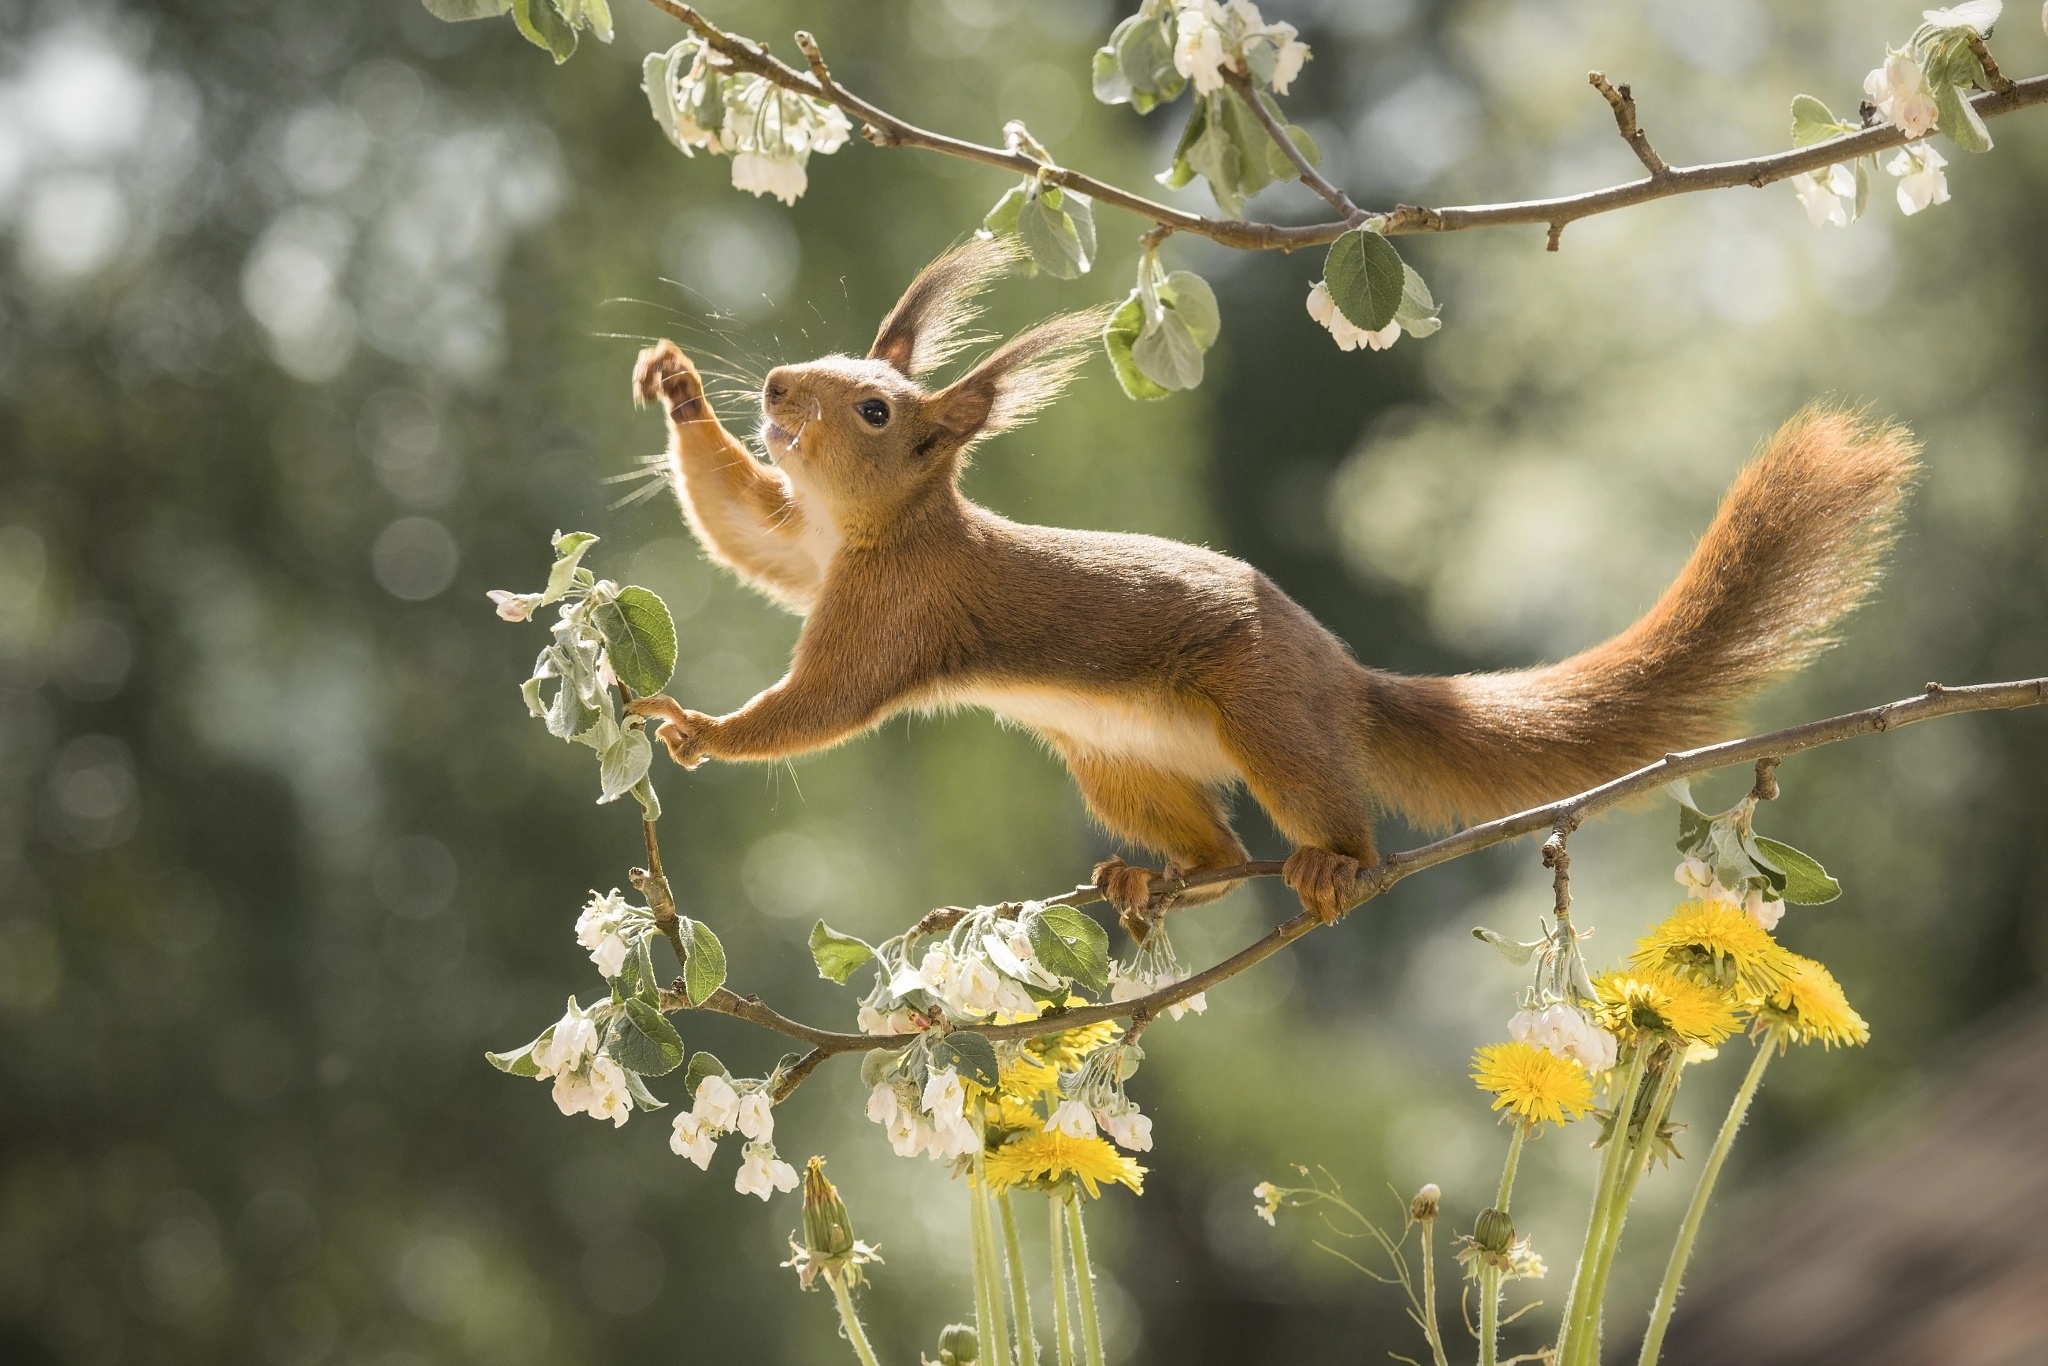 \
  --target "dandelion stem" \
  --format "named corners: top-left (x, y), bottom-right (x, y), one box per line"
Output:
top-left (827, 1270), bottom-right (884, 1366)
top-left (1637, 1041), bottom-right (1773, 1366)
top-left (970, 1169), bottom-right (996, 1366)
top-left (1049, 1189), bottom-right (1075, 1366)
top-left (1065, 1188), bottom-right (1108, 1366)
top-left (1575, 1051), bottom-right (1687, 1366)
top-left (973, 1167), bottom-right (1015, 1366)
top-left (1480, 1123), bottom-right (1530, 1366)
top-left (1557, 1043), bottom-right (1649, 1365)
top-left (1418, 1214), bottom-right (1449, 1366)
top-left (999, 1189), bottom-right (1039, 1365)
top-left (1498, 1122), bottom-right (1528, 1213)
